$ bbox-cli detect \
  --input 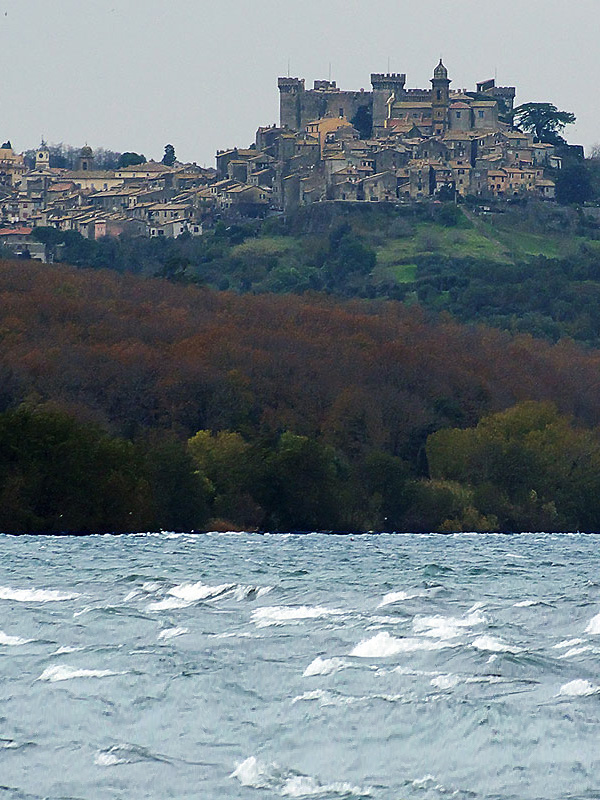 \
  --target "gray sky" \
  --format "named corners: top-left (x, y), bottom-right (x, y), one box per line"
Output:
top-left (0, 0), bottom-right (596, 164)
